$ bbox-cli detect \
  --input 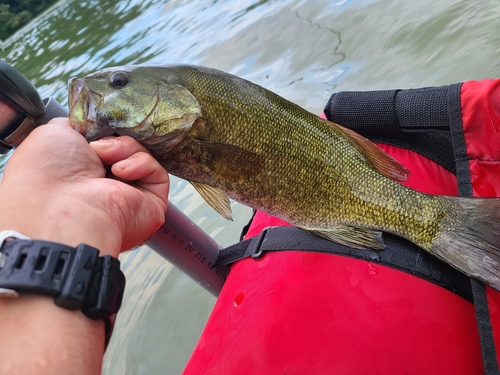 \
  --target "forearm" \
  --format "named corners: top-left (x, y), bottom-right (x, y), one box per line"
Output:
top-left (0, 295), bottom-right (104, 374)
top-left (0, 188), bottom-right (118, 374)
